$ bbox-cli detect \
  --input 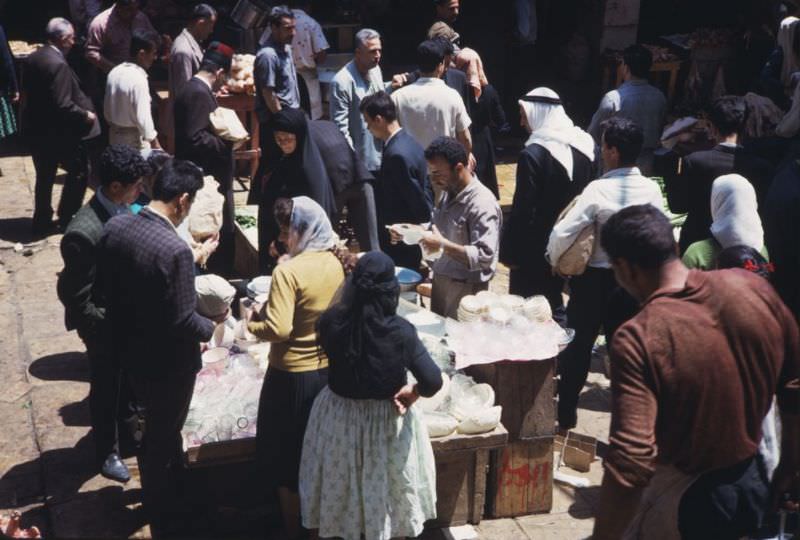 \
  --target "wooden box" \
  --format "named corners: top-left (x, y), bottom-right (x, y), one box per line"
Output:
top-left (466, 358), bottom-right (556, 441)
top-left (428, 425), bottom-right (508, 527)
top-left (486, 437), bottom-right (554, 518)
